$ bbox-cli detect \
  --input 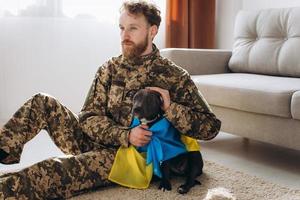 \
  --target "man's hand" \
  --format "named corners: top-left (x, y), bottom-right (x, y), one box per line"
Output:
top-left (146, 87), bottom-right (171, 111)
top-left (129, 124), bottom-right (152, 147)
